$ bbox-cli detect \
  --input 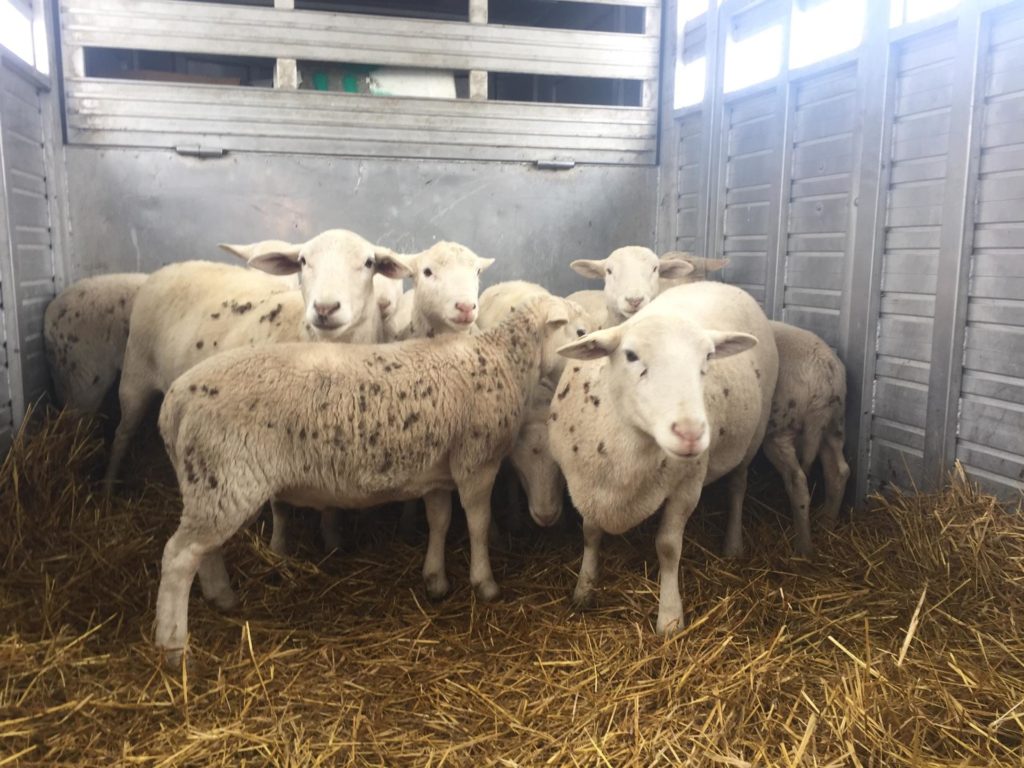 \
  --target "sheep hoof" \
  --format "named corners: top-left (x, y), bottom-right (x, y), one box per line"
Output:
top-left (571, 589), bottom-right (596, 611)
top-left (722, 539), bottom-right (745, 559)
top-left (474, 579), bottom-right (500, 603)
top-left (424, 573), bottom-right (451, 601)
top-left (161, 646), bottom-right (192, 675)
top-left (208, 590), bottom-right (239, 612)
top-left (794, 541), bottom-right (816, 560)
top-left (656, 613), bottom-right (684, 635)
